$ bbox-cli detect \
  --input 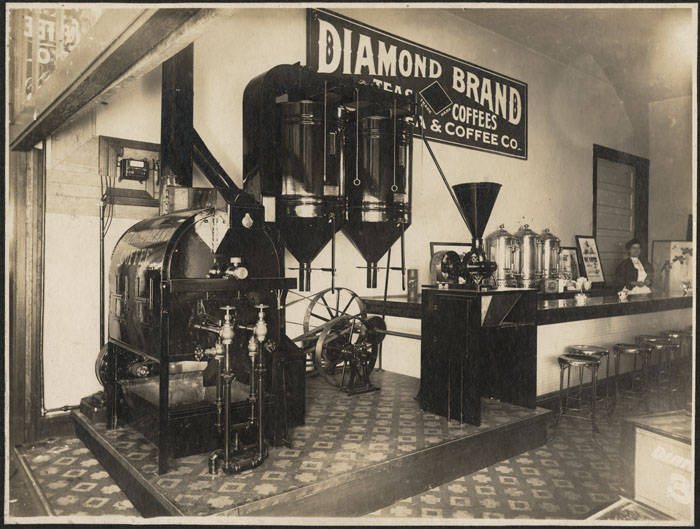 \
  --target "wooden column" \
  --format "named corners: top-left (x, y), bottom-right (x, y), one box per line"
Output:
top-left (9, 145), bottom-right (46, 445)
top-left (160, 43), bottom-right (193, 187)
